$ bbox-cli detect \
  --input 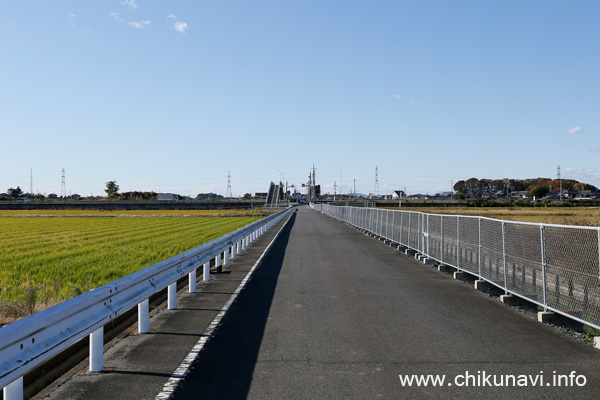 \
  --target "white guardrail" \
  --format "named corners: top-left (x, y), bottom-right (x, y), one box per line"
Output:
top-left (0, 208), bottom-right (292, 398)
top-left (311, 203), bottom-right (600, 332)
